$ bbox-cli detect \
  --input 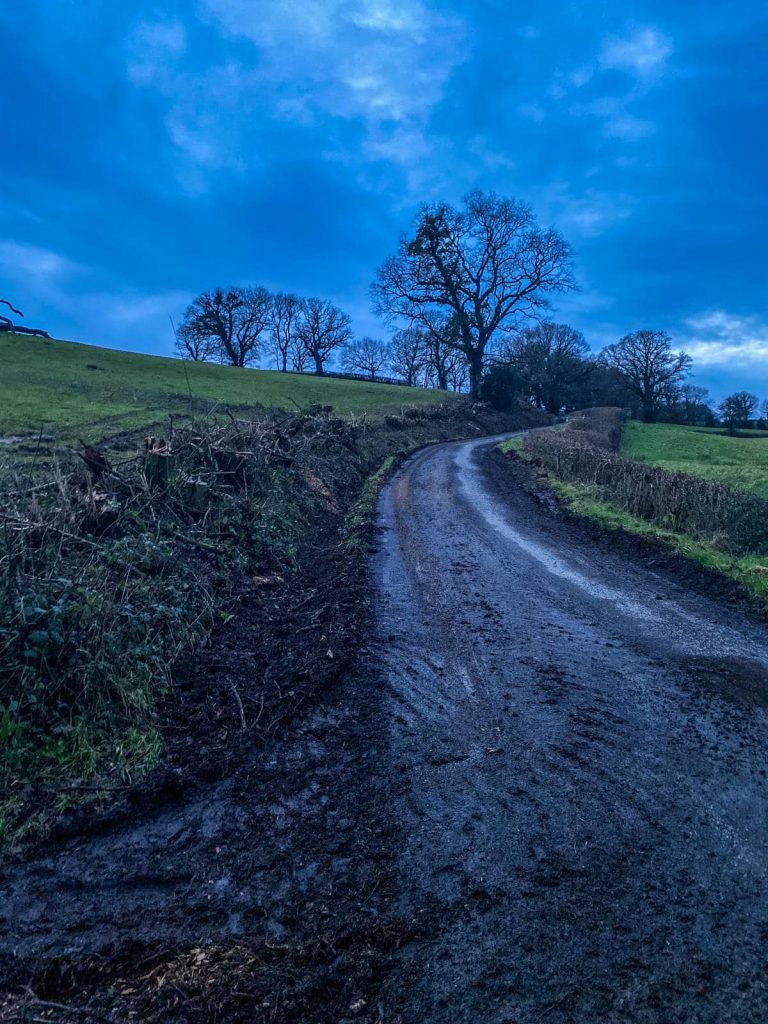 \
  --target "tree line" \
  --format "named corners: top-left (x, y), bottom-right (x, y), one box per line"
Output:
top-left (480, 324), bottom-right (767, 430)
top-left (176, 189), bottom-right (755, 425)
top-left (174, 288), bottom-right (469, 388)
